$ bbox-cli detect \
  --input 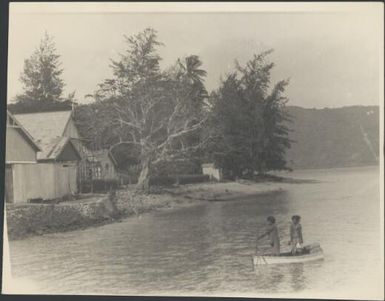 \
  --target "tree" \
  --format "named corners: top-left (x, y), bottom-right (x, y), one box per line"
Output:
top-left (10, 32), bottom-right (74, 113)
top-left (163, 55), bottom-right (209, 173)
top-left (18, 32), bottom-right (64, 102)
top-left (258, 79), bottom-right (292, 173)
top-left (94, 28), bottom-right (208, 191)
top-left (205, 73), bottom-right (251, 178)
top-left (206, 50), bottom-right (291, 178)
